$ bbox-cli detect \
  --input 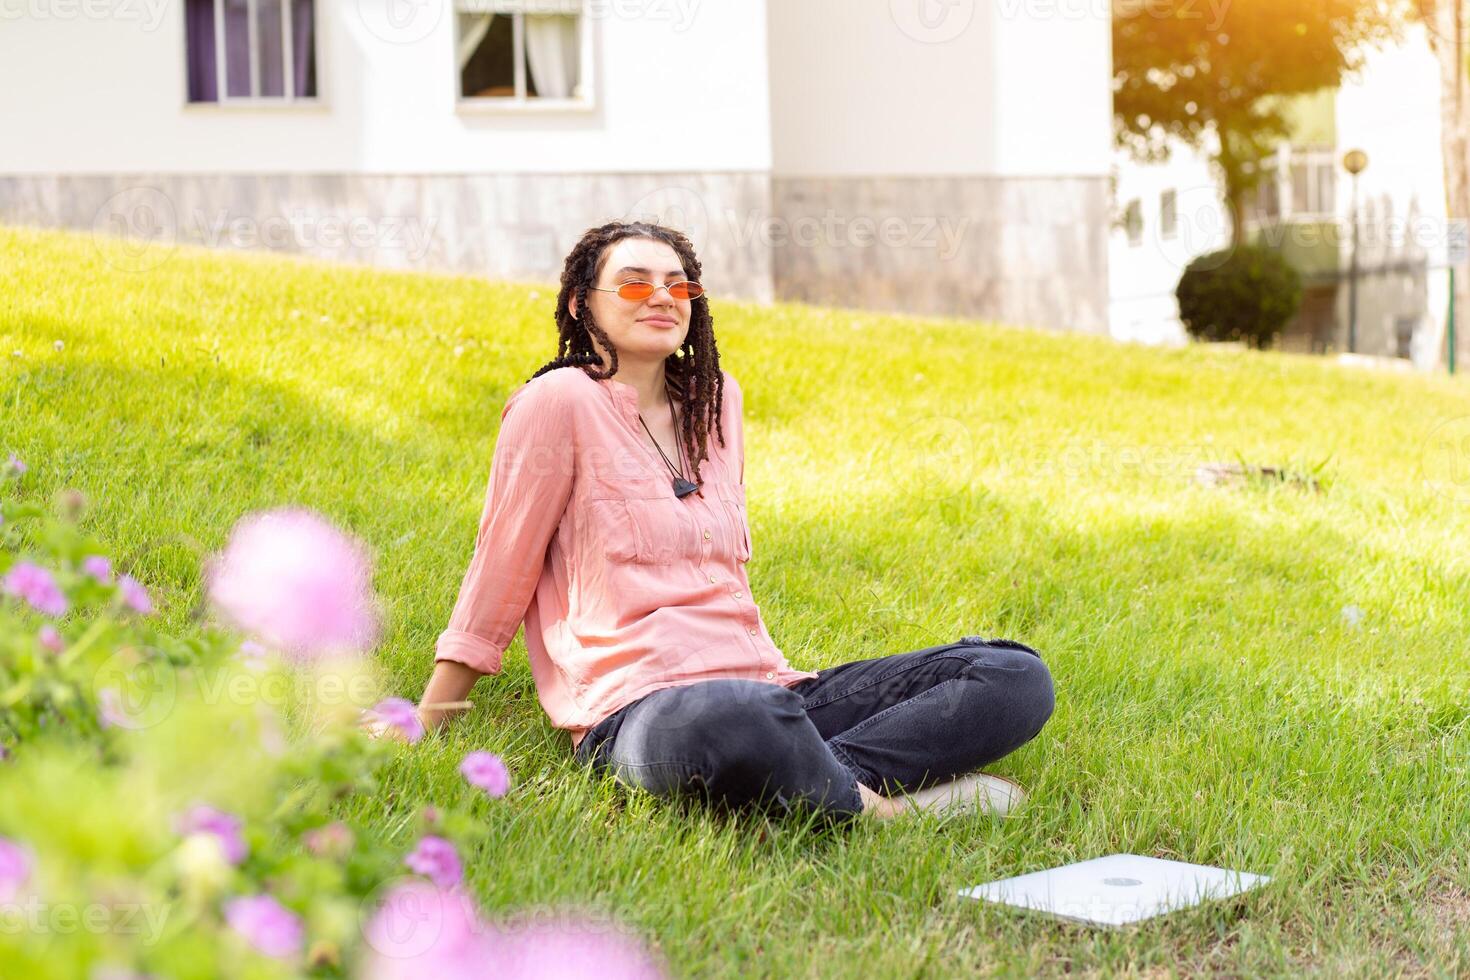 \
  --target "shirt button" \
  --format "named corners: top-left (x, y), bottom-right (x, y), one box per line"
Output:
top-left (703, 529), bottom-right (711, 540)
top-left (765, 671), bottom-right (775, 679)
top-left (708, 574), bottom-right (716, 583)
top-left (733, 590), bottom-right (744, 598)
top-left (747, 628), bottom-right (757, 636)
